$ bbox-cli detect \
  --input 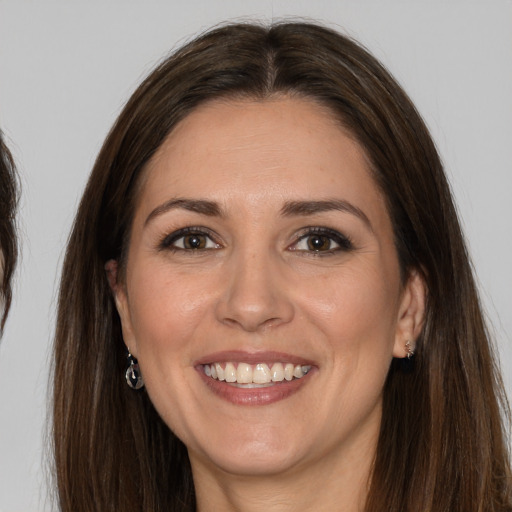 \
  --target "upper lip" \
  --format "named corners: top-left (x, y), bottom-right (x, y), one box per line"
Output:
top-left (193, 350), bottom-right (316, 367)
